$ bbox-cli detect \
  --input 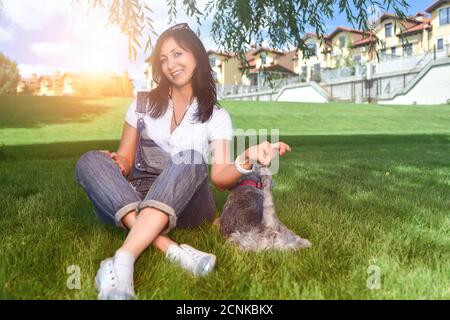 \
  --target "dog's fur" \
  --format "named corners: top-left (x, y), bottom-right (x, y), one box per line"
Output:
top-left (217, 166), bottom-right (311, 251)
